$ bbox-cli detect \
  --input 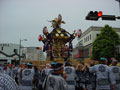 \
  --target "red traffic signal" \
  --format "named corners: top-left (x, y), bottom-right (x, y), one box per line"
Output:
top-left (98, 11), bottom-right (102, 17)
